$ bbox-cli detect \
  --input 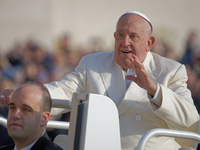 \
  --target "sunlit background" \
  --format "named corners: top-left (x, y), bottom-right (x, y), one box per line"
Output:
top-left (0, 0), bottom-right (200, 58)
